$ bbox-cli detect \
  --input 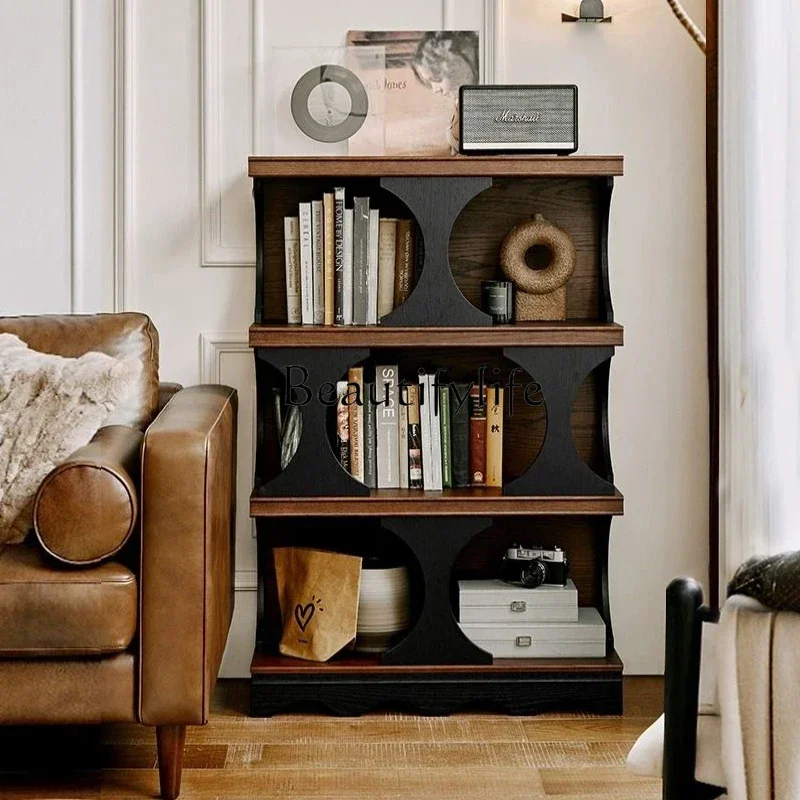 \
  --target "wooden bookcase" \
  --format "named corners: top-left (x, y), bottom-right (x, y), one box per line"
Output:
top-left (248, 155), bottom-right (625, 716)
